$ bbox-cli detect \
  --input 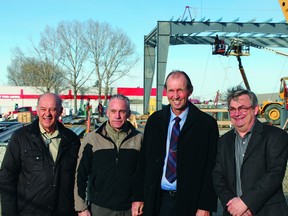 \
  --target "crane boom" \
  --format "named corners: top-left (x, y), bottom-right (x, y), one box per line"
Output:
top-left (249, 43), bottom-right (288, 57)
